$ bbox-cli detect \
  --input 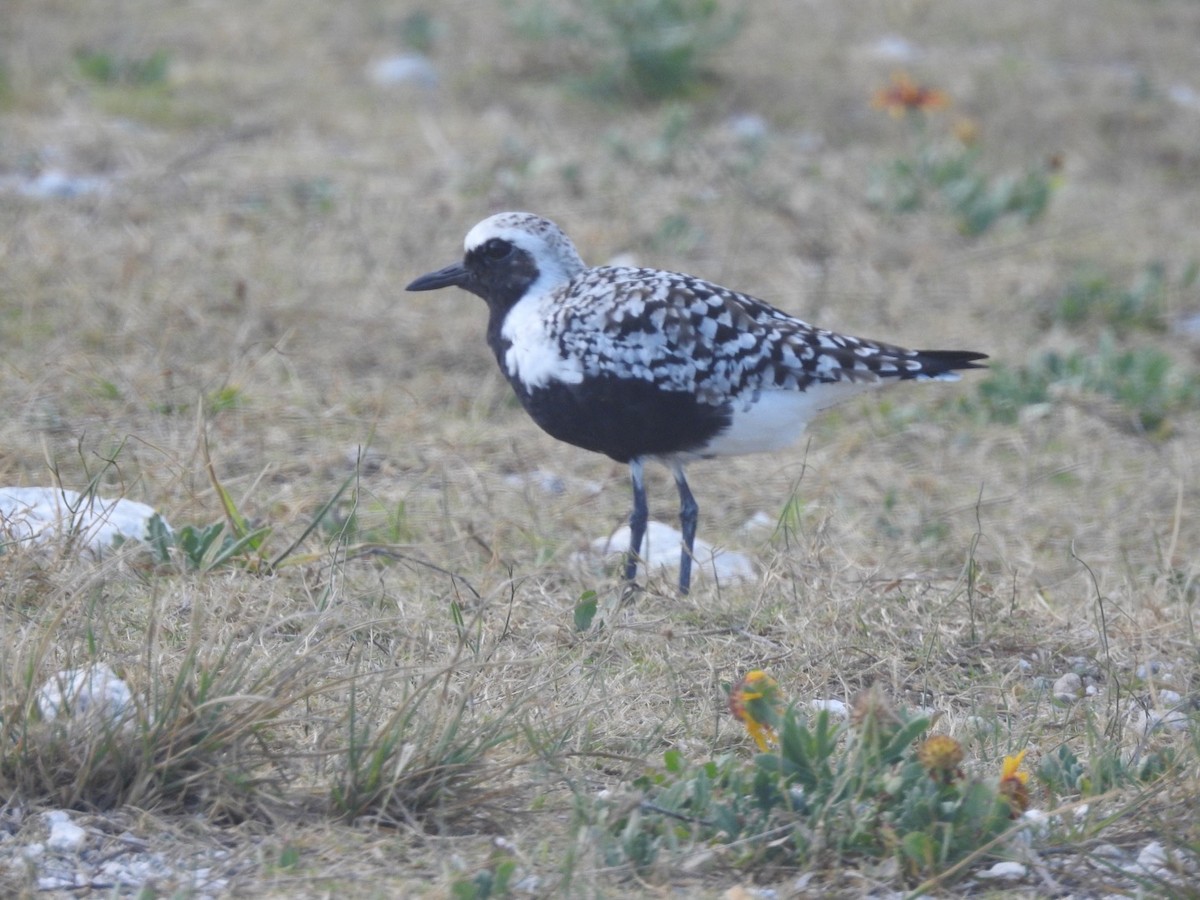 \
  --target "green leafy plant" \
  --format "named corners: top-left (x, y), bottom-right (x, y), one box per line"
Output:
top-left (573, 590), bottom-right (599, 632)
top-left (400, 11), bottom-right (439, 54)
top-left (868, 73), bottom-right (1058, 236)
top-left (321, 497), bottom-right (415, 546)
top-left (1050, 261), bottom-right (1197, 331)
top-left (75, 48), bottom-right (170, 86)
top-left (144, 447), bottom-right (354, 572)
top-left (871, 141), bottom-right (1056, 237)
top-left (451, 854), bottom-right (518, 899)
top-left (968, 337), bottom-right (1200, 436)
top-left (0, 57), bottom-right (13, 110)
top-left (577, 680), bottom-right (1032, 884)
top-left (507, 0), bottom-right (746, 101)
top-left (1036, 731), bottom-right (1173, 807)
